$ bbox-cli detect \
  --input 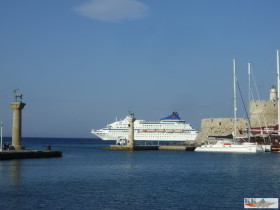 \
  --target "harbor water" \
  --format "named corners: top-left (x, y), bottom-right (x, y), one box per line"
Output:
top-left (0, 138), bottom-right (279, 210)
